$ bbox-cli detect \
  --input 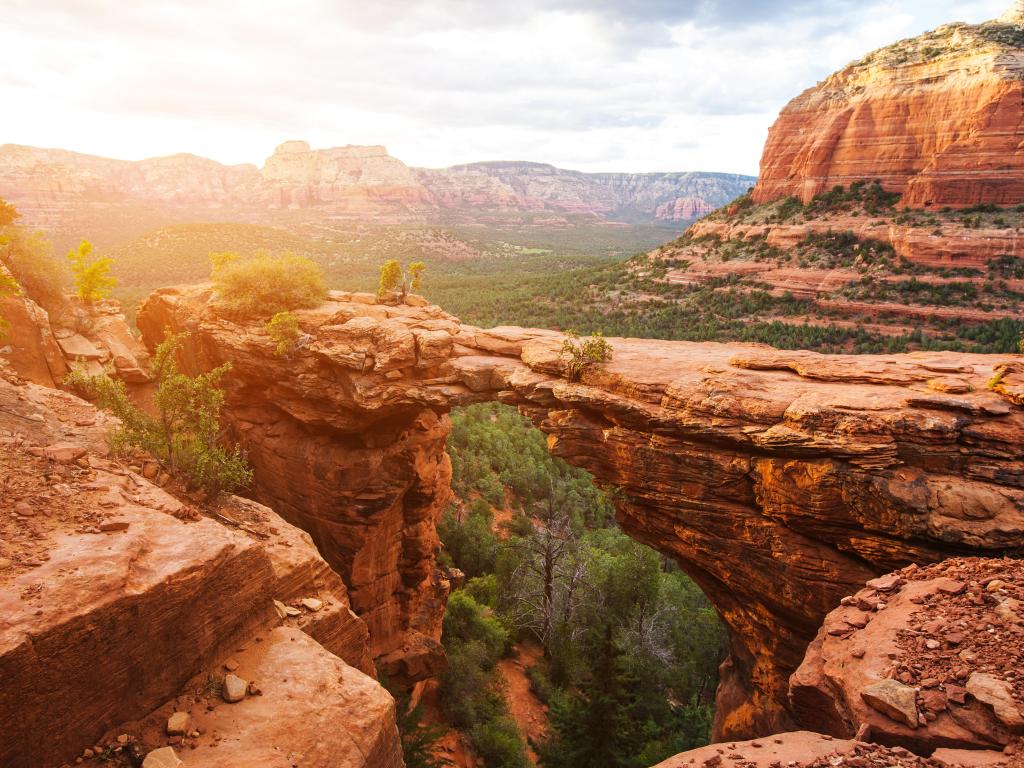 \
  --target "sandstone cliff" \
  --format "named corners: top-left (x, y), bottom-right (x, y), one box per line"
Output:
top-left (752, 14), bottom-right (1024, 208)
top-left (0, 363), bottom-right (399, 768)
top-left (137, 286), bottom-right (1024, 742)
